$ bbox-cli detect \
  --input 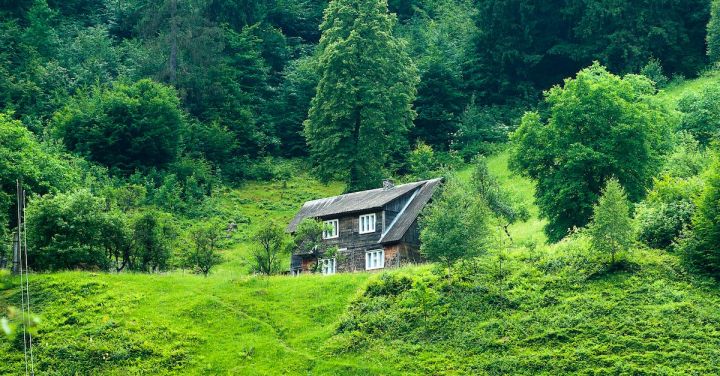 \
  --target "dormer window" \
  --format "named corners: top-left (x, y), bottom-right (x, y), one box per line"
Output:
top-left (359, 213), bottom-right (376, 234)
top-left (323, 219), bottom-right (339, 239)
